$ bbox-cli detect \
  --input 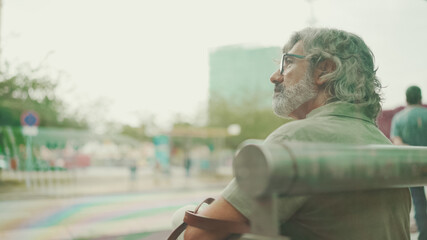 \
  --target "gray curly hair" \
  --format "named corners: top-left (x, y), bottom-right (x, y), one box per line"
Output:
top-left (283, 27), bottom-right (382, 120)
